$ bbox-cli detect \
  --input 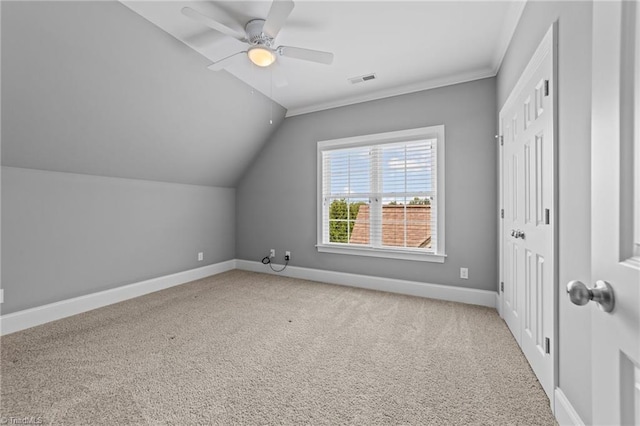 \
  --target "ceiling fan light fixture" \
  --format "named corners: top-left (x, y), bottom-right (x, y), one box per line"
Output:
top-left (248, 47), bottom-right (276, 67)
